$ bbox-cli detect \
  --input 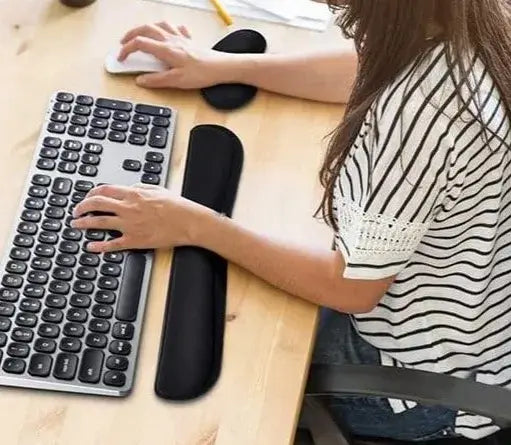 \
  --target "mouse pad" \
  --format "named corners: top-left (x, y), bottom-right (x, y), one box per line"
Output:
top-left (201, 29), bottom-right (267, 111)
top-left (155, 125), bottom-right (243, 400)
